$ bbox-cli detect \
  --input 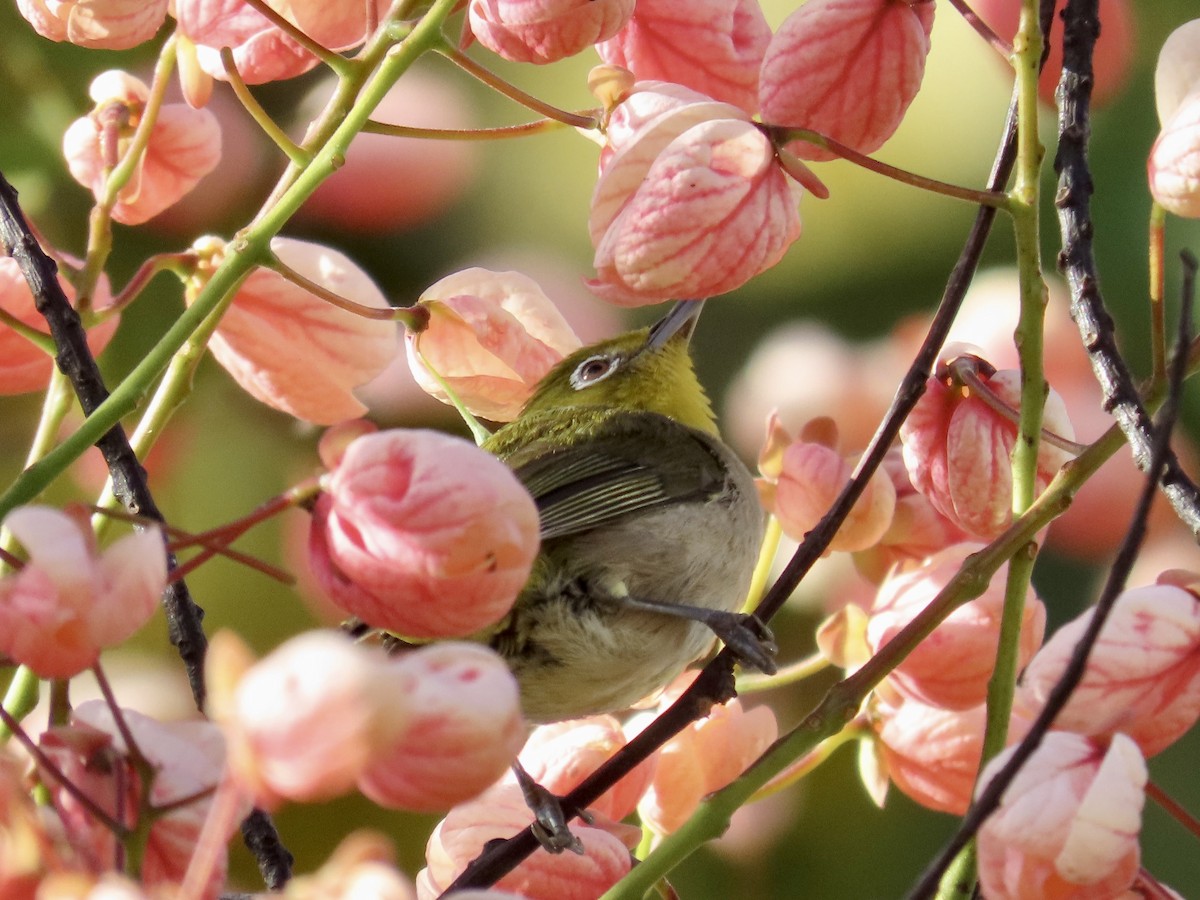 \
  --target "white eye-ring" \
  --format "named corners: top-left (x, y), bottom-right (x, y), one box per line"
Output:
top-left (569, 353), bottom-right (621, 390)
